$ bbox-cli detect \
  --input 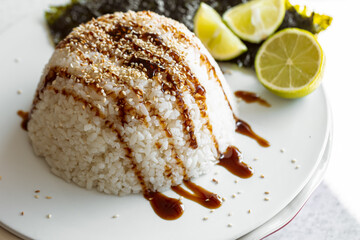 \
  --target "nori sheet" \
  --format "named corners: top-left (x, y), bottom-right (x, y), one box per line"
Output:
top-left (45, 0), bottom-right (331, 68)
